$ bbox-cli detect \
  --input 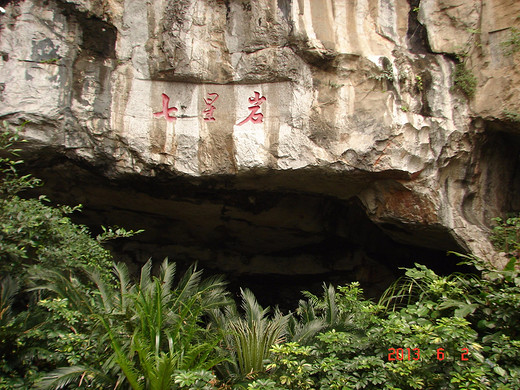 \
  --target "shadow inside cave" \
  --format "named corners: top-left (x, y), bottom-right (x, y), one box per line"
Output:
top-left (18, 154), bottom-right (475, 310)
